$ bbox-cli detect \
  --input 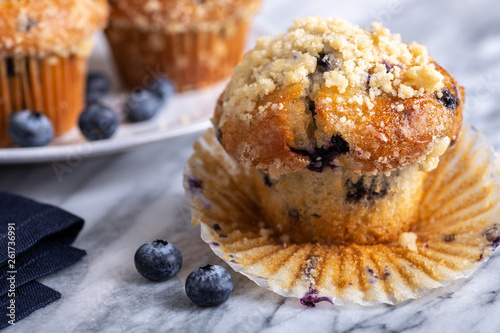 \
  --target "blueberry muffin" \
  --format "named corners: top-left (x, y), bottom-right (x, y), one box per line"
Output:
top-left (106, 0), bottom-right (261, 92)
top-left (212, 16), bottom-right (464, 245)
top-left (0, 0), bottom-right (109, 145)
